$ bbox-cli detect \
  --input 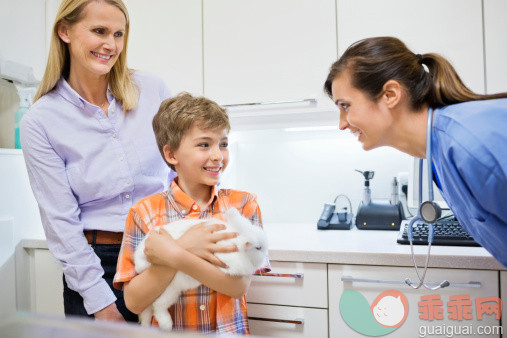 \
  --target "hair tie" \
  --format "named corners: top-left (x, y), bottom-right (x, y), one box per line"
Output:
top-left (416, 54), bottom-right (423, 64)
